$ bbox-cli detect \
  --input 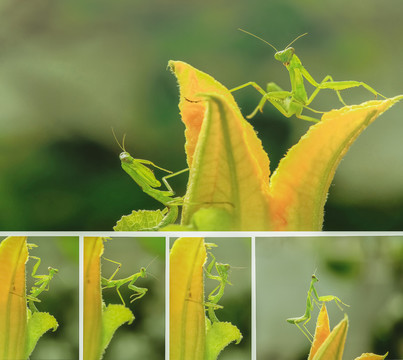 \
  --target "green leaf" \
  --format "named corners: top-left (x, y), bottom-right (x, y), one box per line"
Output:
top-left (204, 319), bottom-right (243, 360)
top-left (114, 209), bottom-right (167, 231)
top-left (100, 304), bottom-right (135, 357)
top-left (25, 311), bottom-right (58, 359)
